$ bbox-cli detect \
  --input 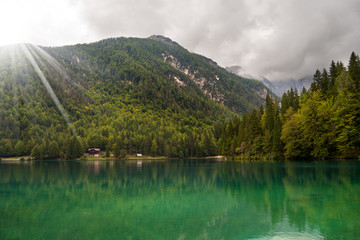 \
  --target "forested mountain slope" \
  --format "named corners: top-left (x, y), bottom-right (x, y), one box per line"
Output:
top-left (0, 36), bottom-right (271, 159)
top-left (220, 52), bottom-right (360, 159)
